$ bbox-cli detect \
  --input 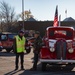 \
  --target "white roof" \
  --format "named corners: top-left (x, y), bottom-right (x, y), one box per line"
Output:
top-left (47, 26), bottom-right (74, 30)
